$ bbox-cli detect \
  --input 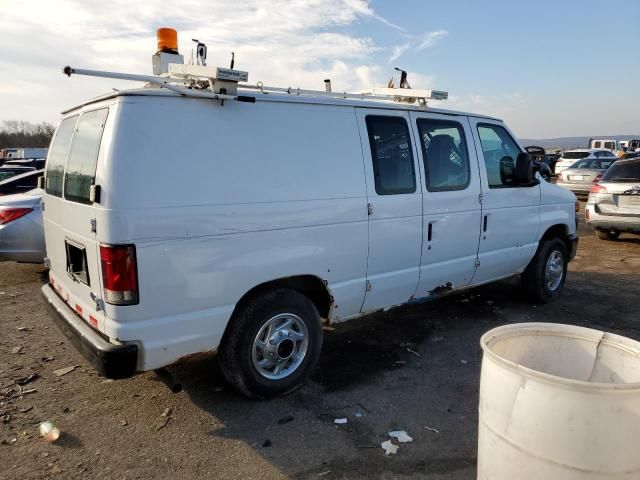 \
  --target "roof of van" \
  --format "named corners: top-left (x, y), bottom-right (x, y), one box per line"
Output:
top-left (62, 87), bottom-right (503, 121)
